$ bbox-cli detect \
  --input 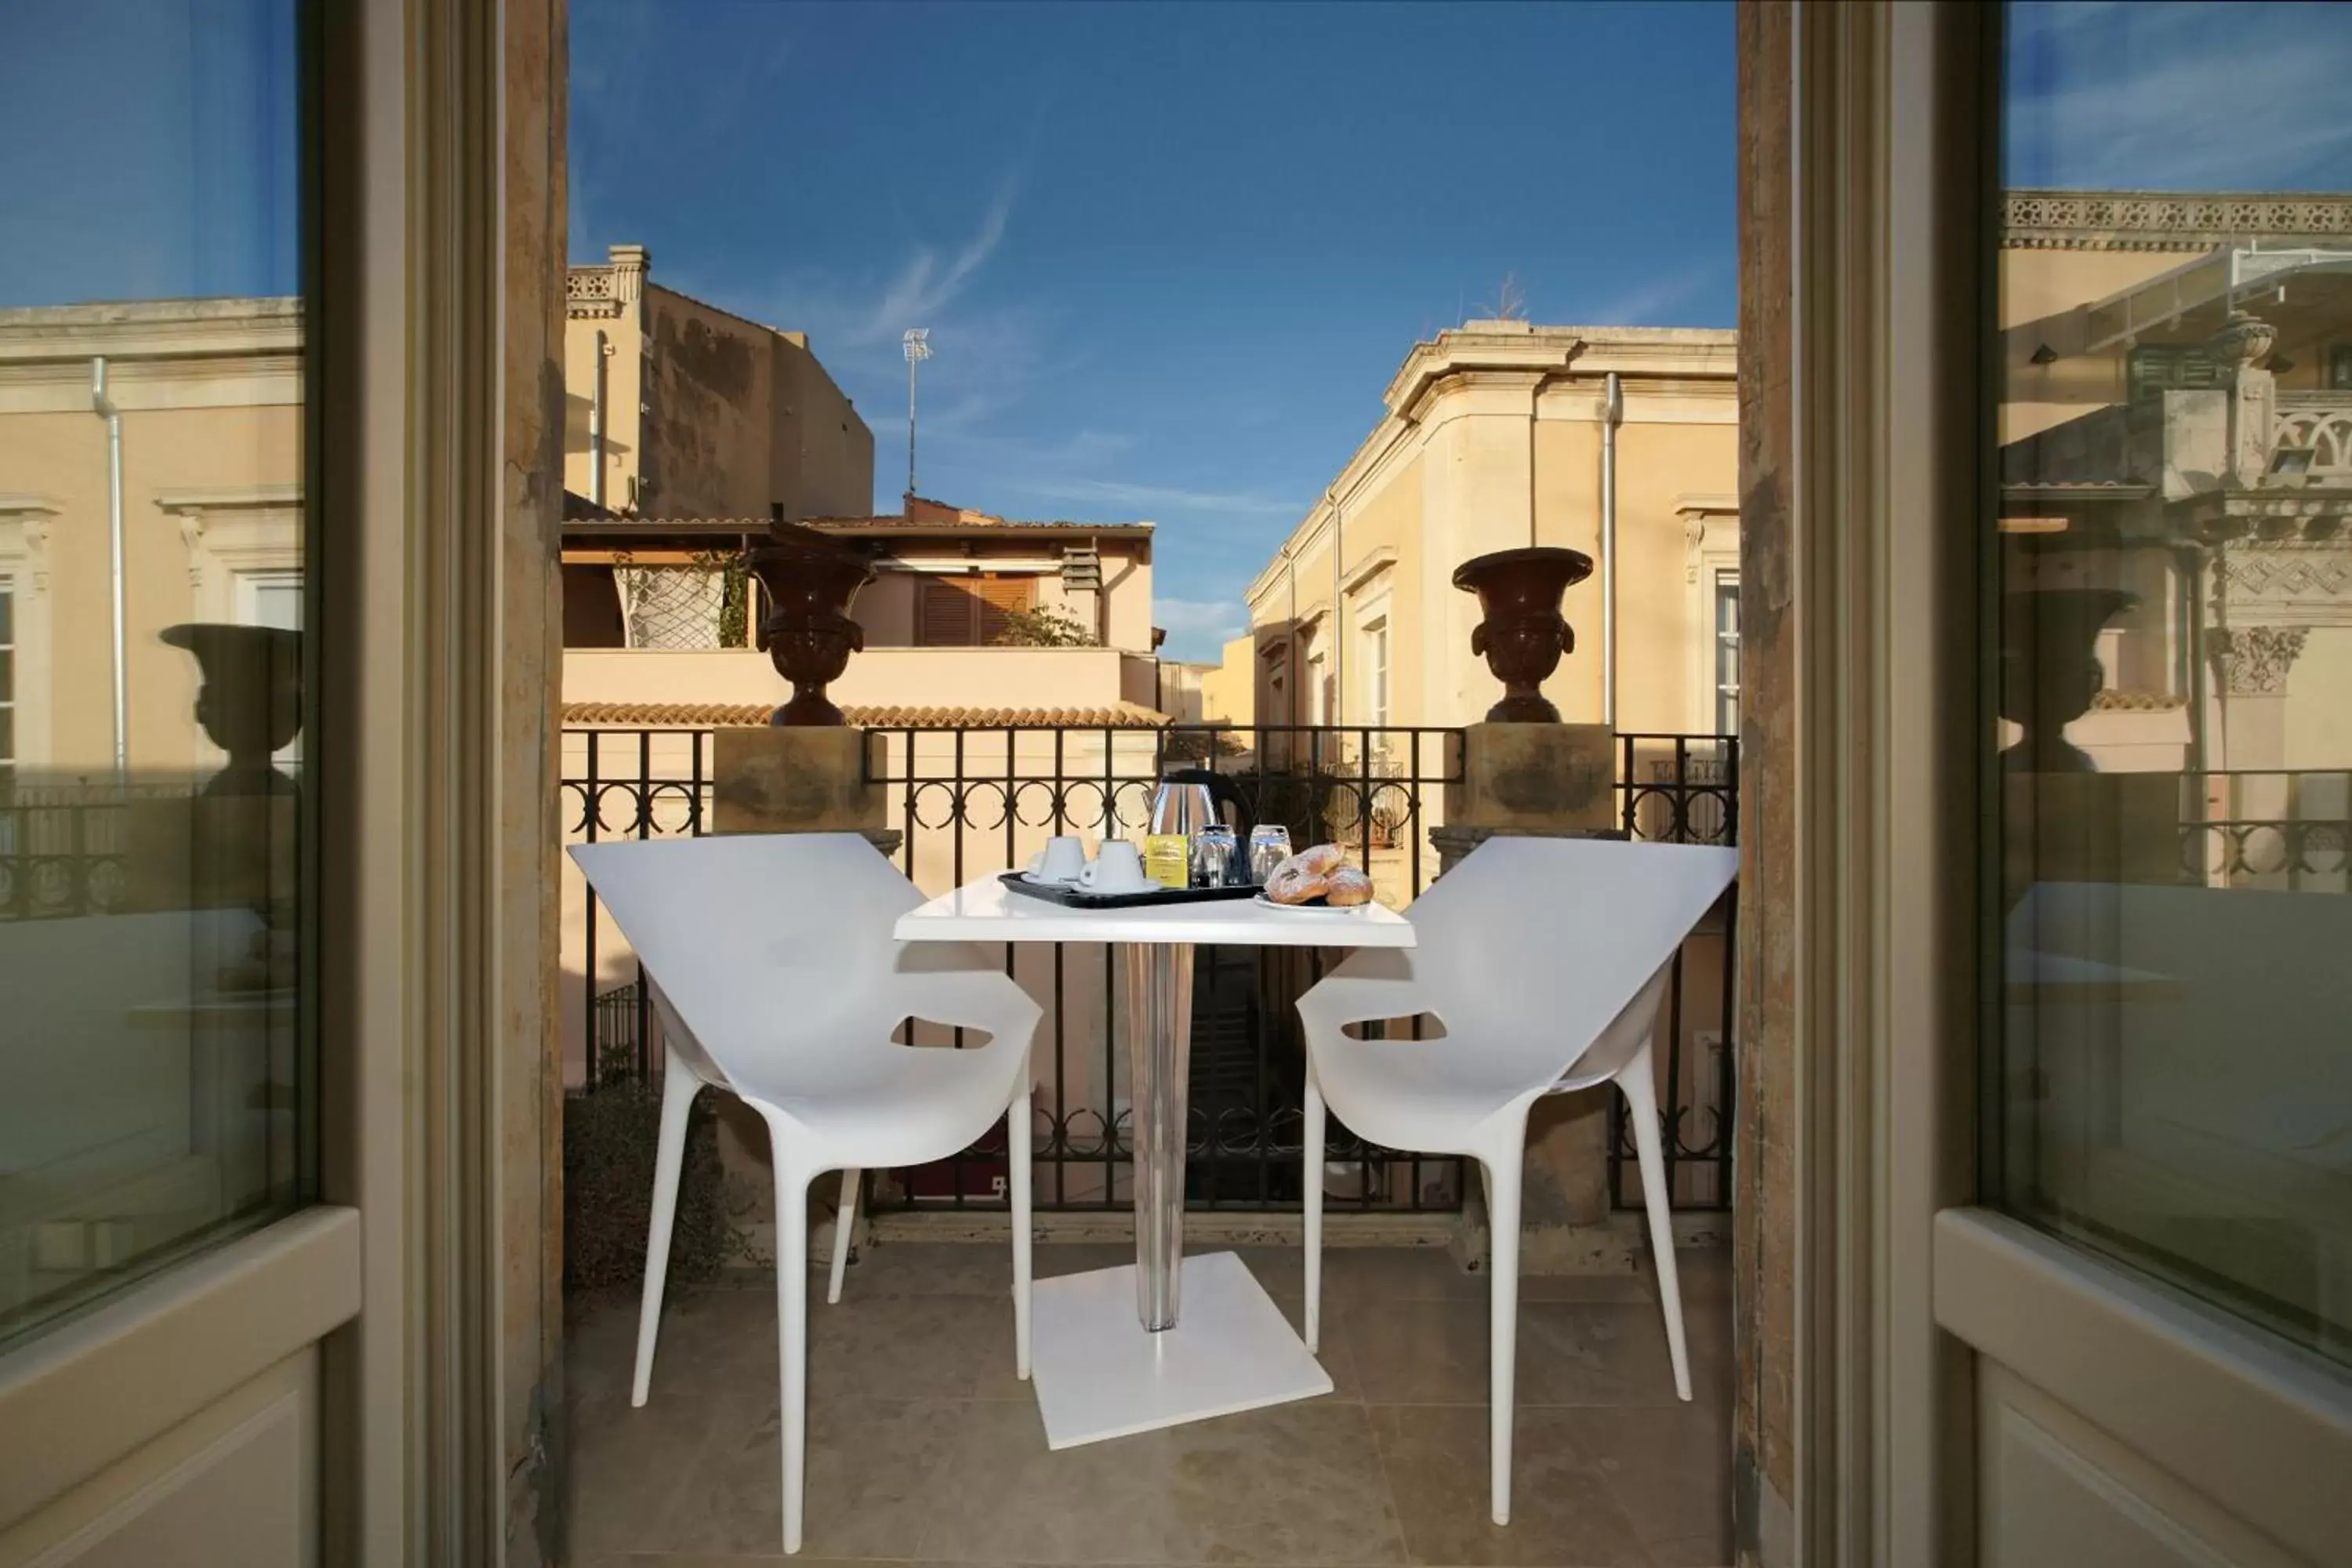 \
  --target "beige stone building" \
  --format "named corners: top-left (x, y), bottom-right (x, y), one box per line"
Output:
top-left (563, 244), bottom-right (870, 521)
top-left (1242, 322), bottom-right (1740, 743)
top-left (1194, 633), bottom-right (1257, 724)
top-left (1995, 191), bottom-right (2352, 791)
top-left (0, 296), bottom-right (302, 779)
top-left (557, 248), bottom-right (1164, 720)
